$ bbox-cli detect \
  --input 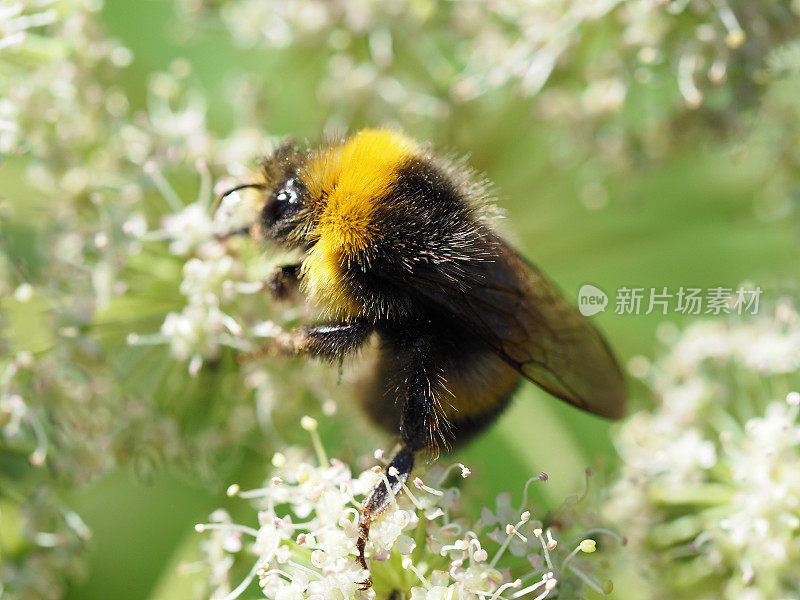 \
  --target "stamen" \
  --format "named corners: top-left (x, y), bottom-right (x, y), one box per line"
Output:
top-left (545, 530), bottom-right (556, 550)
top-left (287, 560), bottom-right (323, 580)
top-left (505, 524), bottom-right (528, 543)
top-left (436, 461), bottom-right (472, 484)
top-left (564, 564), bottom-right (604, 596)
top-left (177, 560), bottom-right (203, 575)
top-left (126, 332), bottom-right (168, 346)
top-left (26, 409), bottom-right (48, 467)
top-left (237, 483), bottom-right (277, 499)
top-left (678, 53), bottom-right (703, 109)
top-left (441, 539), bottom-right (470, 553)
top-left (402, 556), bottom-right (430, 589)
top-left (220, 313), bottom-right (243, 337)
top-left (256, 567), bottom-right (293, 584)
top-left (340, 507), bottom-right (360, 526)
top-left (519, 473), bottom-right (548, 510)
top-left (576, 468), bottom-right (593, 503)
top-left (0, 31), bottom-right (26, 51)
top-left (489, 578), bottom-right (522, 600)
top-left (398, 477), bottom-right (424, 509)
top-left (63, 509), bottom-right (91, 540)
top-left (301, 416), bottom-right (328, 466)
top-left (144, 161), bottom-right (183, 212)
top-left (195, 158), bottom-right (212, 209)
top-left (511, 574), bottom-right (548, 598)
top-left (223, 559), bottom-right (264, 600)
top-left (561, 538), bottom-right (596, 571)
top-left (533, 529), bottom-right (554, 571)
top-left (490, 520), bottom-right (527, 568)
top-left (188, 355), bottom-right (203, 376)
top-left (710, 0), bottom-right (745, 47)
top-left (536, 577), bottom-right (558, 599)
top-left (463, 535), bottom-right (488, 563)
top-left (413, 476), bottom-right (444, 496)
top-left (194, 522), bottom-right (259, 537)
top-left (379, 470), bottom-right (399, 510)
top-left (33, 532), bottom-right (60, 547)
top-left (787, 392), bottom-right (800, 421)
